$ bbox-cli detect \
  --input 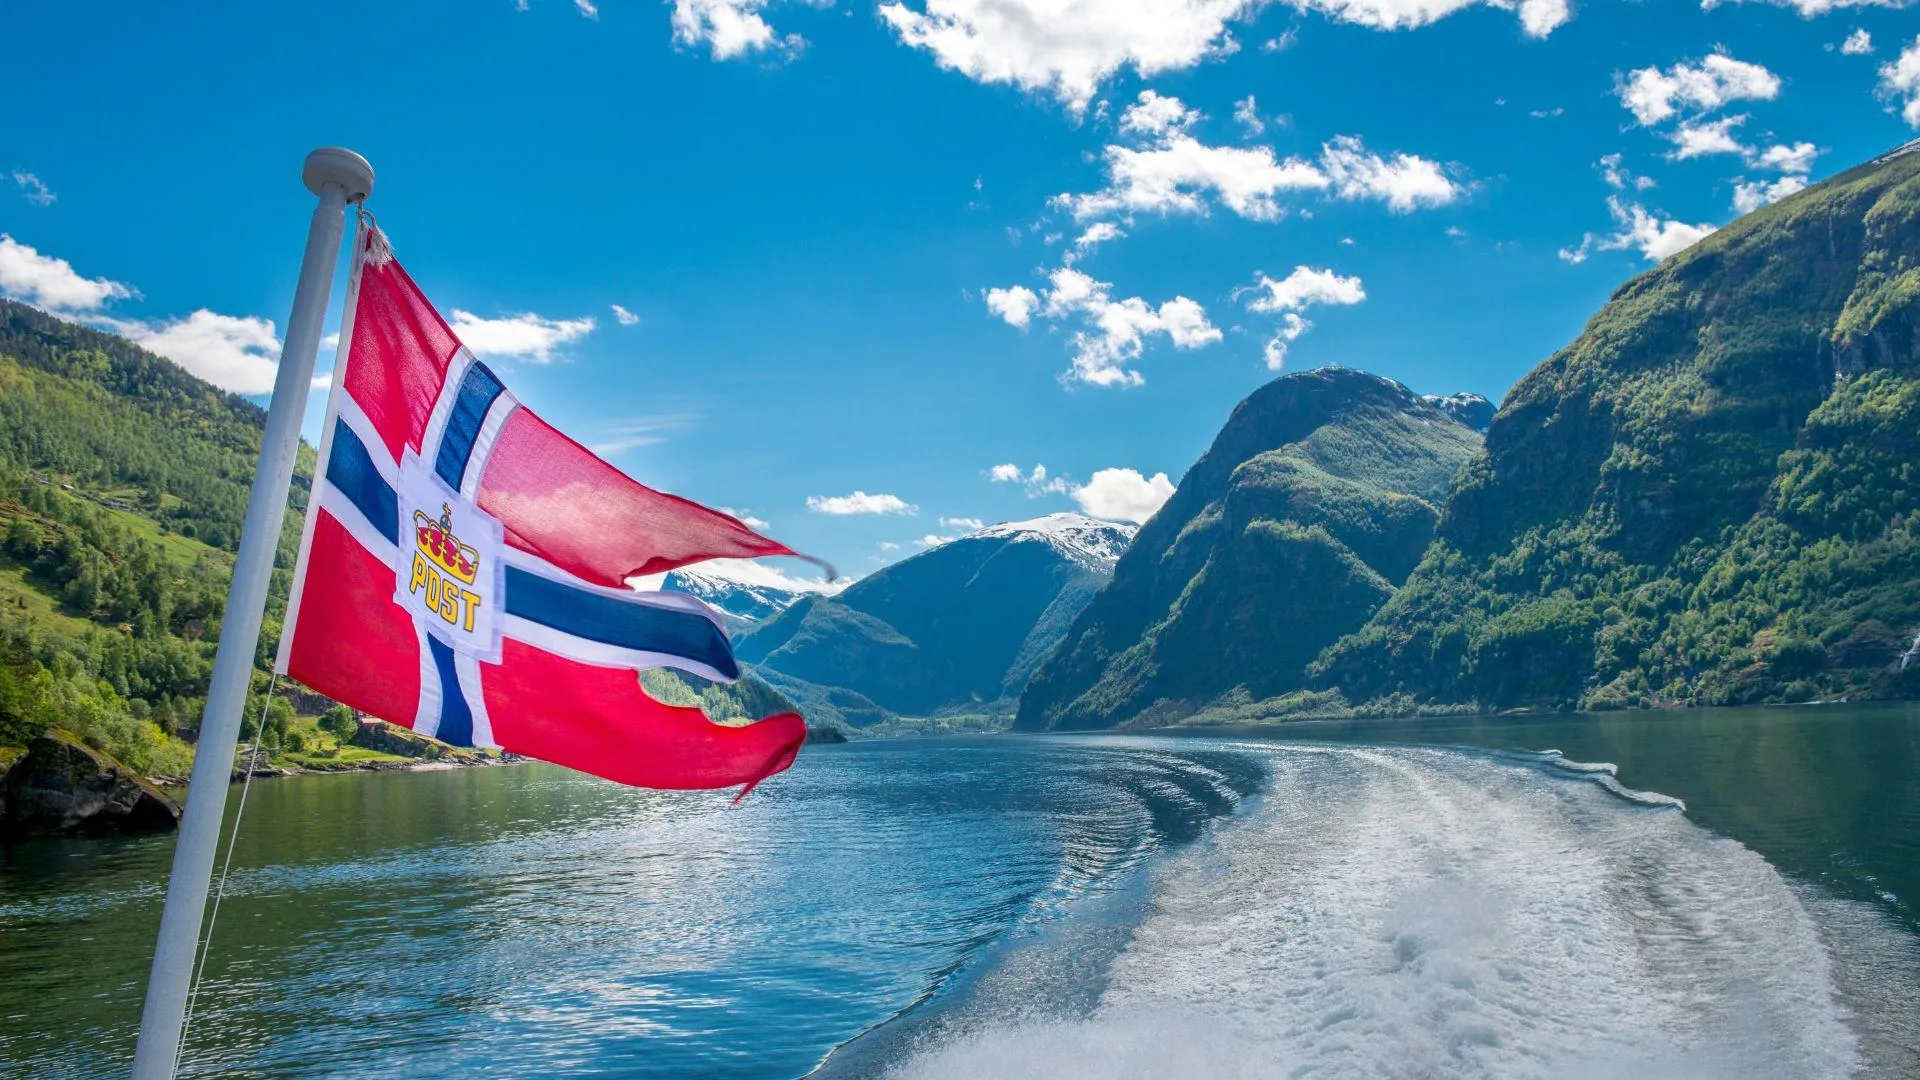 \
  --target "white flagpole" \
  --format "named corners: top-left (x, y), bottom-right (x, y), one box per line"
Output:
top-left (131, 147), bottom-right (375, 1080)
